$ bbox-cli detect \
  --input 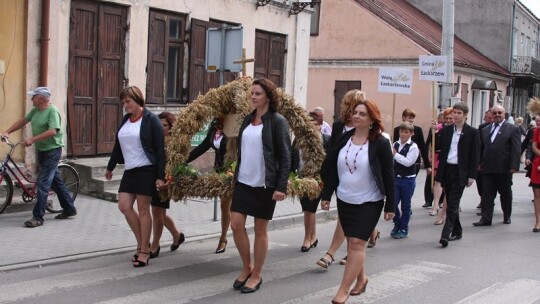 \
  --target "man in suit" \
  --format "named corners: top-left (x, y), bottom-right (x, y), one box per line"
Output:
top-left (435, 102), bottom-right (480, 248)
top-left (392, 109), bottom-right (432, 206)
top-left (475, 110), bottom-right (493, 209)
top-left (474, 105), bottom-right (521, 226)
